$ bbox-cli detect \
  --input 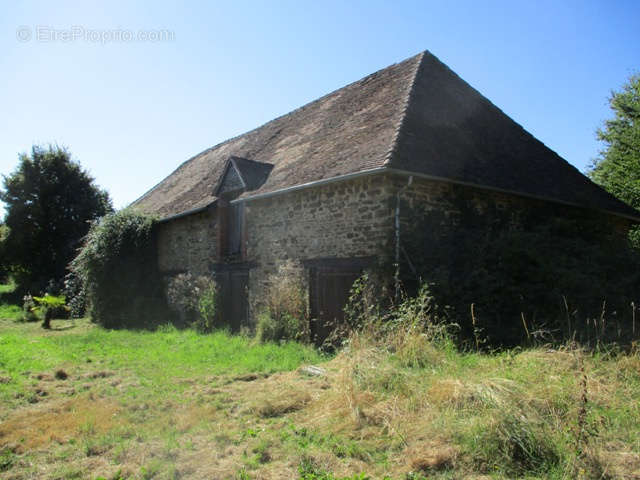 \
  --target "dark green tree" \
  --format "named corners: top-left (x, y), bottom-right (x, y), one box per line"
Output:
top-left (0, 145), bottom-right (112, 292)
top-left (589, 74), bottom-right (640, 246)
